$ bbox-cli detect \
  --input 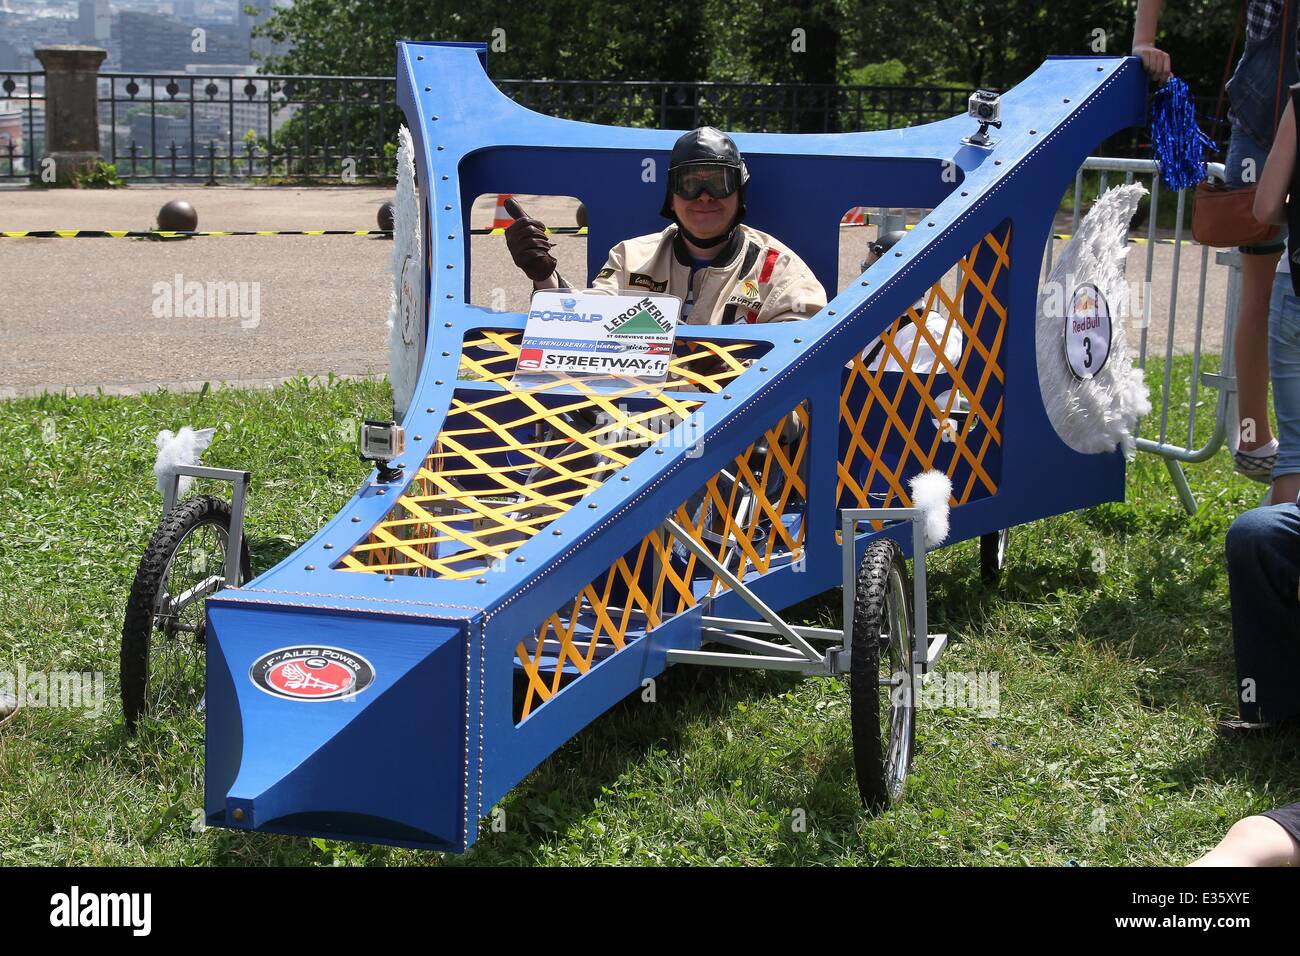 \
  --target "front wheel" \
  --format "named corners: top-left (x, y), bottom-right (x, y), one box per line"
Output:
top-left (849, 538), bottom-right (916, 810)
top-left (121, 495), bottom-right (252, 733)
